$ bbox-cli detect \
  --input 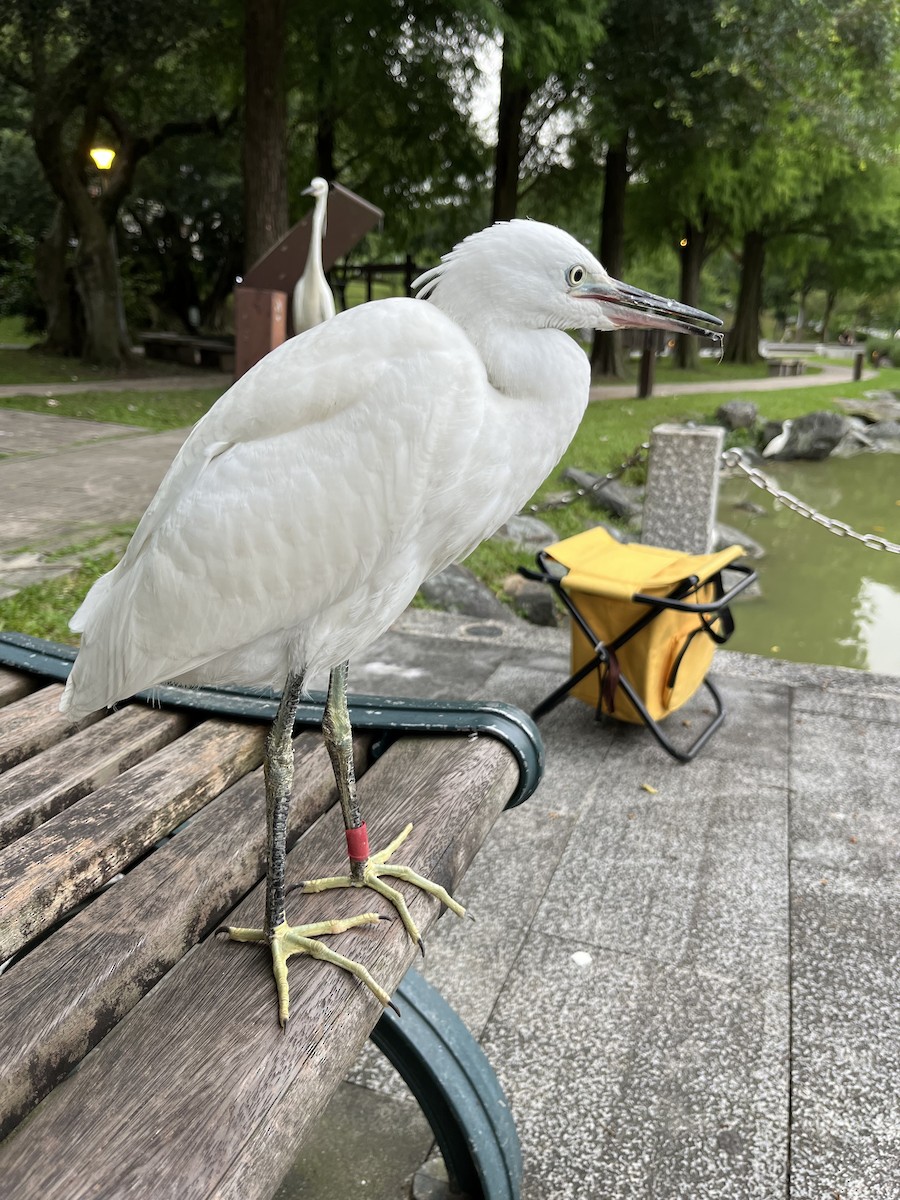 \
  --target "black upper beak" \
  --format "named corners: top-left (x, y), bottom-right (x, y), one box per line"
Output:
top-left (572, 276), bottom-right (723, 340)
